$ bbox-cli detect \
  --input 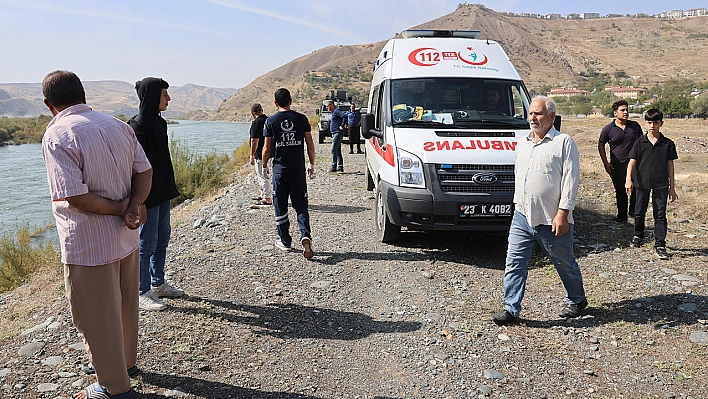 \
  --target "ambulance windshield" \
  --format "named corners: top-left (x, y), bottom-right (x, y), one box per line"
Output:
top-left (390, 78), bottom-right (530, 129)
